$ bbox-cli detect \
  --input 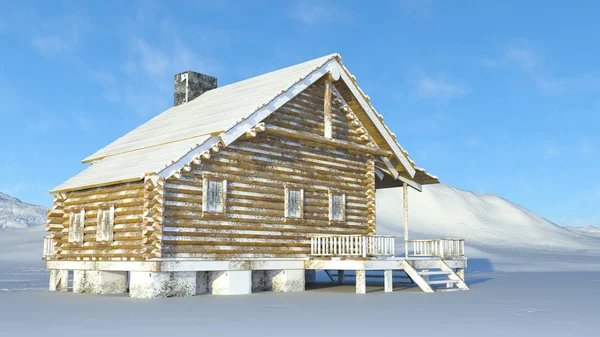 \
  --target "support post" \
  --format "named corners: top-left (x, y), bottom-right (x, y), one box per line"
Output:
top-left (384, 270), bottom-right (393, 293)
top-left (403, 182), bottom-right (409, 257)
top-left (355, 269), bottom-right (366, 294)
top-left (337, 270), bottom-right (345, 284)
top-left (456, 268), bottom-right (465, 282)
top-left (305, 270), bottom-right (316, 284)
